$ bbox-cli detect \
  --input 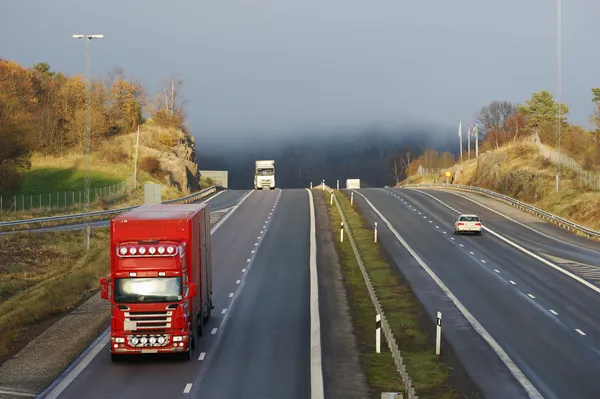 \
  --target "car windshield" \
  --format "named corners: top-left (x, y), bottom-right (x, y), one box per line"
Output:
top-left (257, 168), bottom-right (274, 176)
top-left (459, 216), bottom-right (480, 222)
top-left (114, 277), bottom-right (182, 303)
